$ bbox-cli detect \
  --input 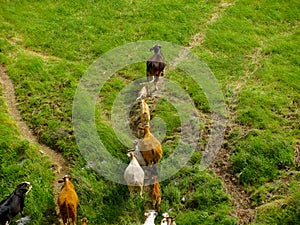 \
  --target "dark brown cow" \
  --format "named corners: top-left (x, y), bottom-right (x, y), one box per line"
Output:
top-left (146, 45), bottom-right (166, 95)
